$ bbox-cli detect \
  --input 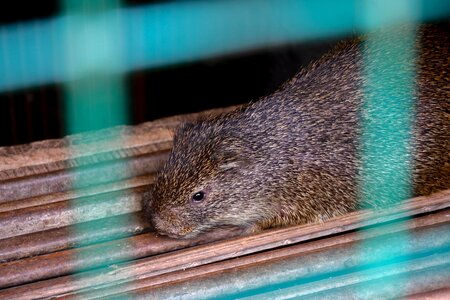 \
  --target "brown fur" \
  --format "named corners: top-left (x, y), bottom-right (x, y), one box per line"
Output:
top-left (145, 23), bottom-right (449, 239)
